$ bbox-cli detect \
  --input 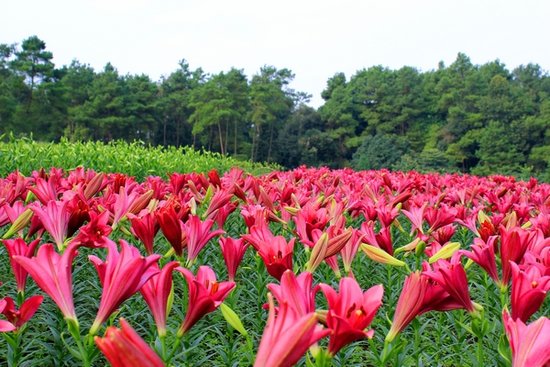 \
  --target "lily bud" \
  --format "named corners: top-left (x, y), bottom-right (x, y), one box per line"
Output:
top-left (3, 209), bottom-right (33, 239)
top-left (306, 233), bottom-right (329, 272)
top-left (361, 243), bottom-right (406, 267)
top-left (428, 242), bottom-right (460, 263)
